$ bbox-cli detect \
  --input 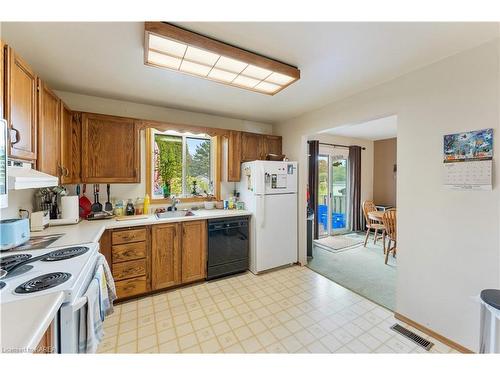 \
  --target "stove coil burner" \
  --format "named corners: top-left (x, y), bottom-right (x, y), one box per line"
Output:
top-left (3, 264), bottom-right (34, 279)
top-left (42, 246), bottom-right (89, 262)
top-left (0, 281), bottom-right (5, 290)
top-left (15, 272), bottom-right (71, 294)
top-left (0, 254), bottom-right (32, 270)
